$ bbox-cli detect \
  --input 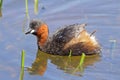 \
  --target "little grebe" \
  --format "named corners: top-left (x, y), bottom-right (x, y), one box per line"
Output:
top-left (25, 20), bottom-right (101, 56)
